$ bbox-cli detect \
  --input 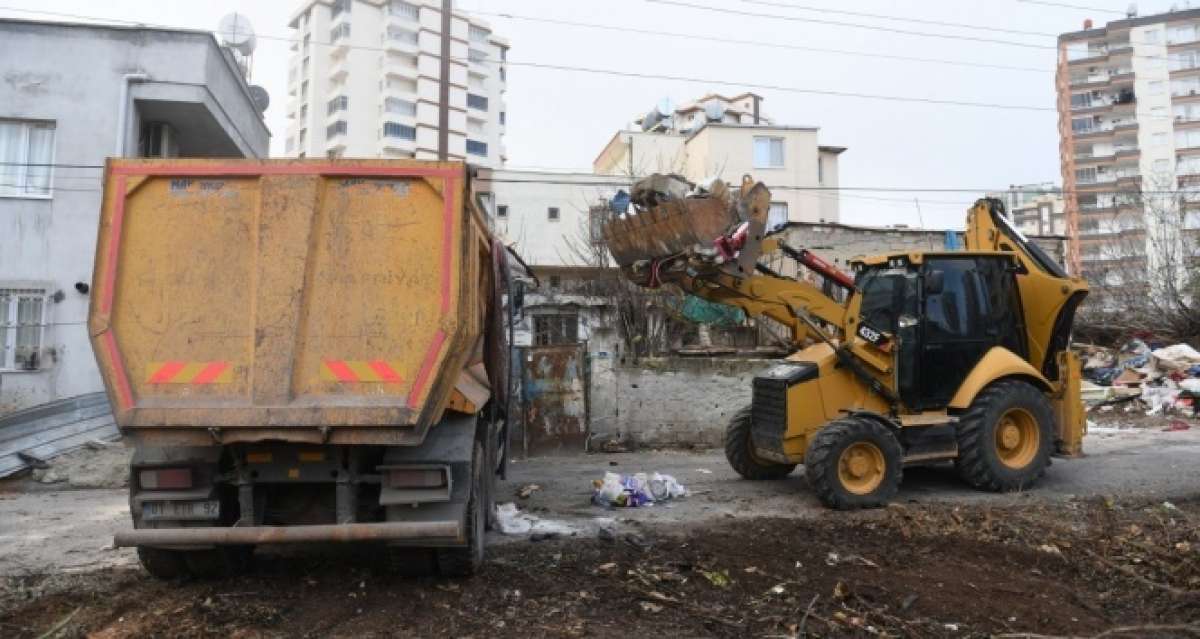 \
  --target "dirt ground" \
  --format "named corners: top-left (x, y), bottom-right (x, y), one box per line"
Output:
top-left (1, 421), bottom-right (1199, 638)
top-left (1, 498), bottom-right (1198, 638)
